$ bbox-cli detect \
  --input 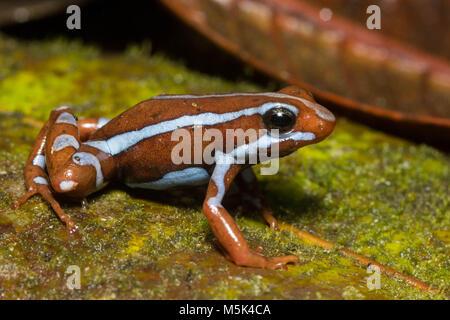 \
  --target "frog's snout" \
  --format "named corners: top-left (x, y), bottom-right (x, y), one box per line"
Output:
top-left (50, 163), bottom-right (95, 198)
top-left (50, 168), bottom-right (79, 194)
top-left (317, 113), bottom-right (335, 140)
top-left (306, 102), bottom-right (335, 142)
